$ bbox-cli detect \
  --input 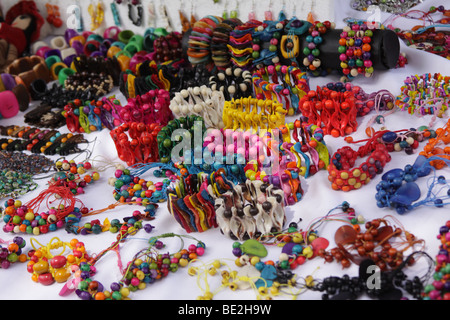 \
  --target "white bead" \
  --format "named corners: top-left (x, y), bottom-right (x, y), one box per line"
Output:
top-left (218, 73), bottom-right (226, 81)
top-left (181, 89), bottom-right (189, 98)
top-left (239, 254), bottom-right (250, 265)
top-left (272, 56), bottom-right (279, 64)
top-left (116, 164), bottom-right (126, 170)
top-left (406, 137), bottom-right (415, 145)
top-left (279, 253), bottom-right (289, 261)
top-left (276, 22), bottom-right (283, 29)
top-left (312, 59), bottom-right (321, 68)
top-left (228, 85), bottom-right (236, 94)
top-left (394, 143), bottom-right (402, 151)
top-left (205, 99), bottom-right (214, 107)
top-left (193, 87), bottom-right (200, 95)
top-left (171, 104), bottom-right (180, 115)
top-left (351, 68), bottom-right (359, 77)
top-left (257, 25), bottom-right (264, 32)
top-left (239, 83), bottom-right (248, 92)
top-left (357, 214), bottom-right (365, 223)
top-left (225, 68), bottom-right (232, 76)
top-left (181, 105), bottom-right (189, 114)
top-left (193, 104), bottom-right (203, 113)
top-left (234, 68), bottom-right (242, 77)
top-left (303, 57), bottom-right (310, 66)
